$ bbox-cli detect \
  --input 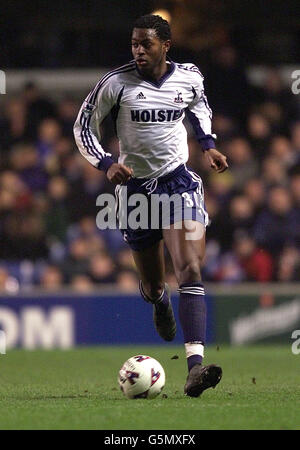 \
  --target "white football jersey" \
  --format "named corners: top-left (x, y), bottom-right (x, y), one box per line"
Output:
top-left (74, 60), bottom-right (216, 178)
